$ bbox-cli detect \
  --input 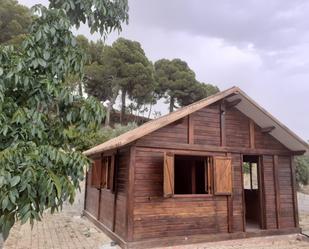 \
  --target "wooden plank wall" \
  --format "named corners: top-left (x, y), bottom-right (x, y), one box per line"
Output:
top-left (131, 104), bottom-right (298, 240)
top-left (255, 125), bottom-right (289, 152)
top-left (262, 155), bottom-right (277, 229)
top-left (85, 168), bottom-right (100, 218)
top-left (231, 153), bottom-right (244, 232)
top-left (133, 148), bottom-right (228, 240)
top-left (139, 116), bottom-right (188, 144)
top-left (114, 148), bottom-right (129, 238)
top-left (84, 148), bottom-right (130, 240)
top-left (83, 103), bottom-right (298, 242)
top-left (277, 156), bottom-right (295, 228)
top-left (225, 108), bottom-right (250, 148)
top-left (192, 105), bottom-right (221, 146)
